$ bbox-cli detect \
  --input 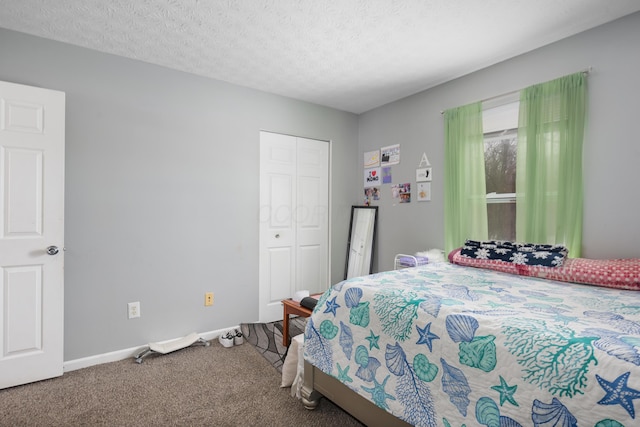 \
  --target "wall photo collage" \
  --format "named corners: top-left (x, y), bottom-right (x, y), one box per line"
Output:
top-left (363, 146), bottom-right (432, 205)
